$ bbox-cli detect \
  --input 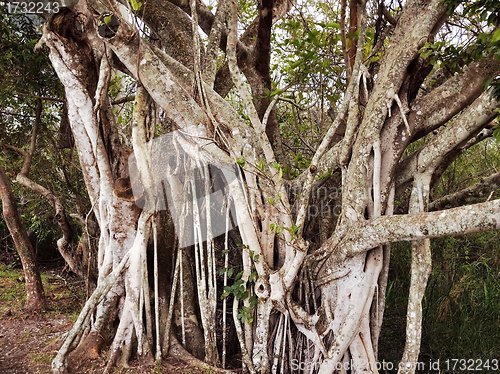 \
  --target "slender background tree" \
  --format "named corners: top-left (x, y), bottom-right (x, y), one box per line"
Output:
top-left (1, 0), bottom-right (499, 373)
